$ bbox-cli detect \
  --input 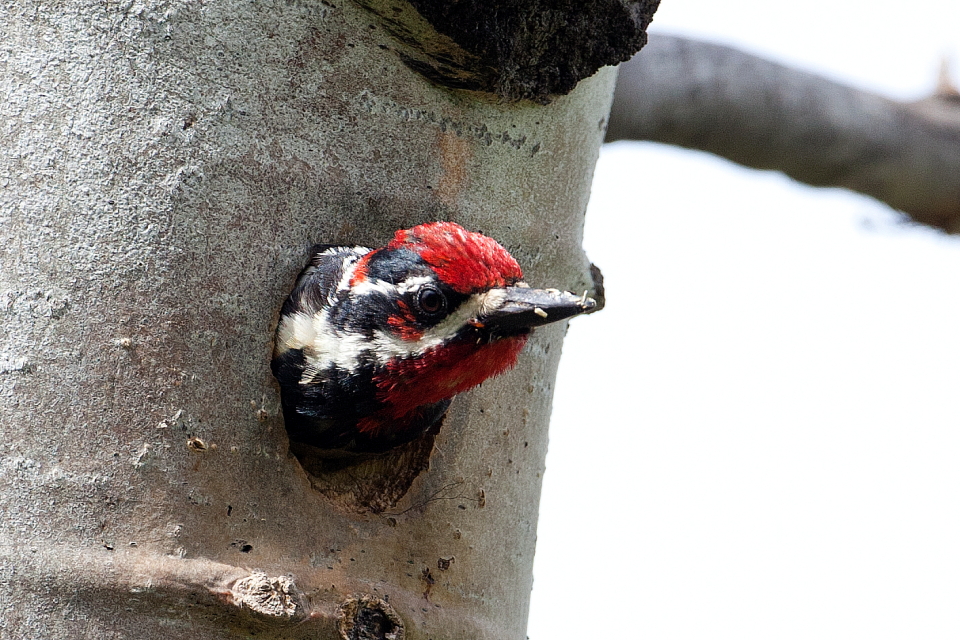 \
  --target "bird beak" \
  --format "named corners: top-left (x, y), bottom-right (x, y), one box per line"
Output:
top-left (478, 285), bottom-right (596, 334)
